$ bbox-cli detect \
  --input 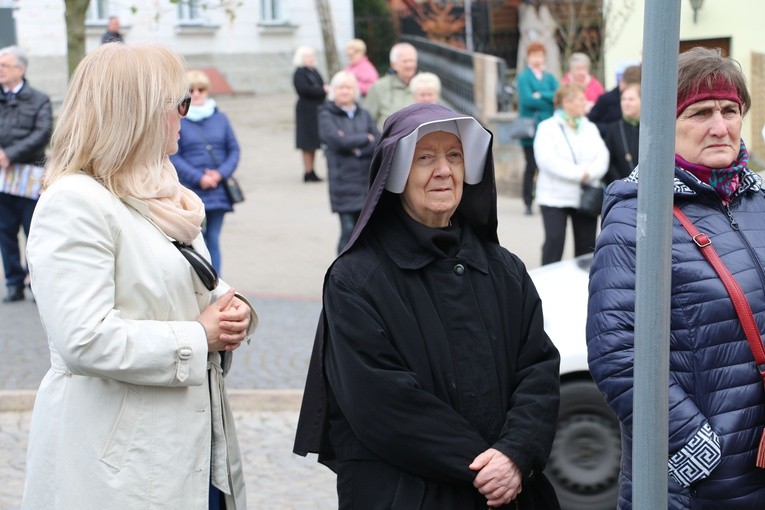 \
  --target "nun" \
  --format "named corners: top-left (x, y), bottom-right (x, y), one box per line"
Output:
top-left (294, 103), bottom-right (561, 509)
